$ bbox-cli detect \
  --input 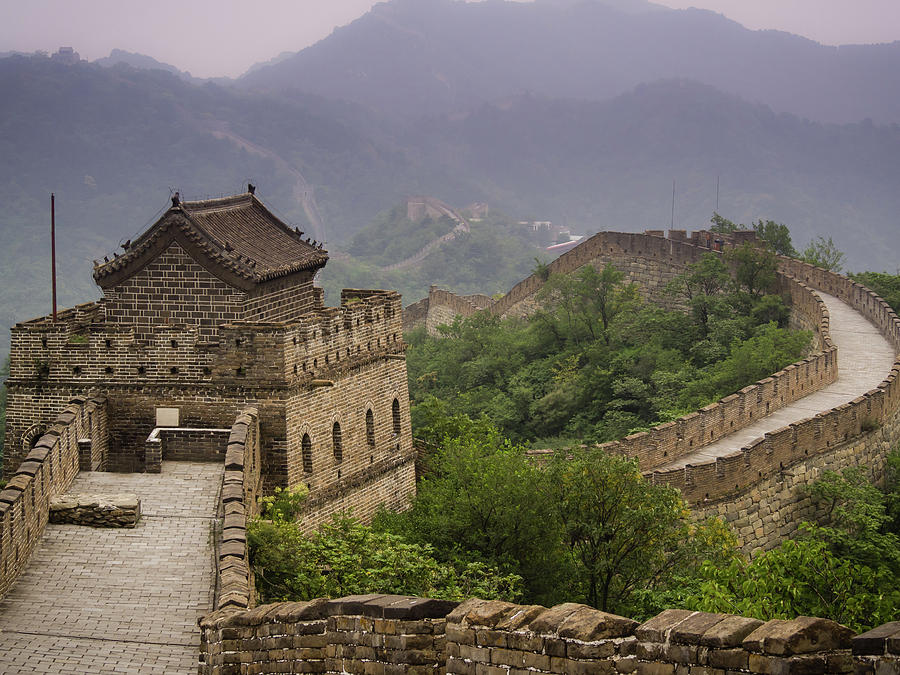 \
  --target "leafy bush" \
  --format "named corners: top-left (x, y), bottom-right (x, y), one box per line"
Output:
top-left (247, 514), bottom-right (522, 603)
top-left (257, 485), bottom-right (308, 522)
